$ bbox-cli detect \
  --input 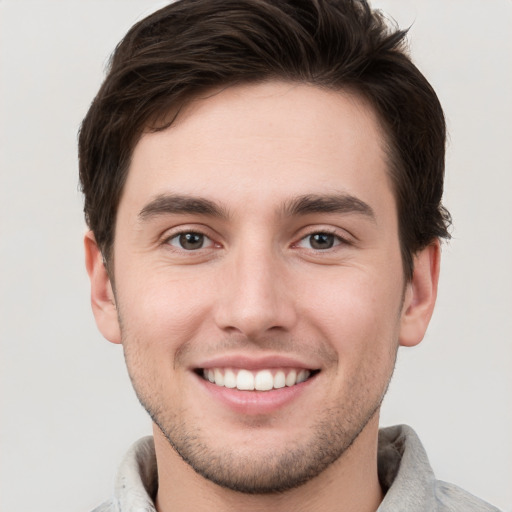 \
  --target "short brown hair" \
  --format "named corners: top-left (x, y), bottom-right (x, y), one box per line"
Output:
top-left (79, 0), bottom-right (451, 278)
